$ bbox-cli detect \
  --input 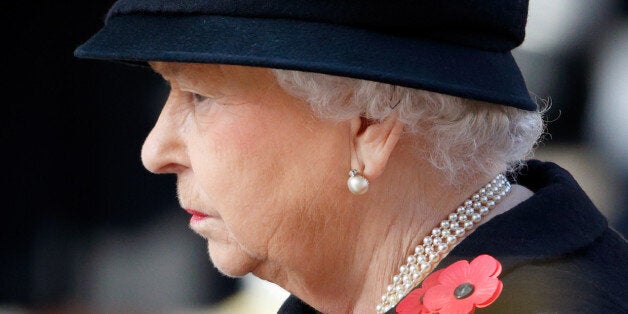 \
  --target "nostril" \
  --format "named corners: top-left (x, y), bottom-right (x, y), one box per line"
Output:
top-left (141, 145), bottom-right (188, 174)
top-left (155, 163), bottom-right (189, 174)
